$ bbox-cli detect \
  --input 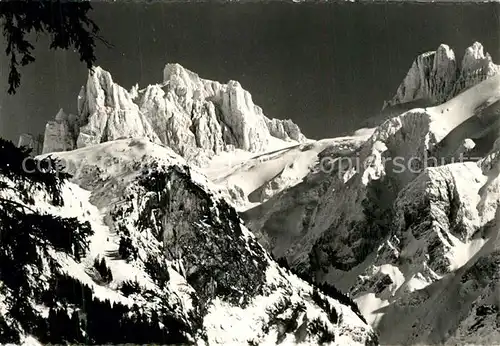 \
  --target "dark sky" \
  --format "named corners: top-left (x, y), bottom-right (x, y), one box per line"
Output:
top-left (1, 2), bottom-right (500, 143)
